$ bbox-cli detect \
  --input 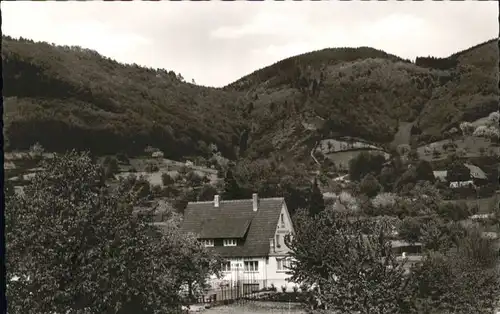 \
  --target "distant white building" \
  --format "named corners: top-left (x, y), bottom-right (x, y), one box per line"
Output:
top-left (152, 151), bottom-right (164, 158)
